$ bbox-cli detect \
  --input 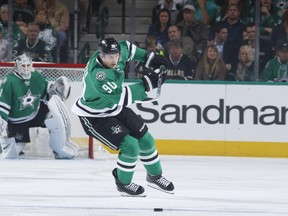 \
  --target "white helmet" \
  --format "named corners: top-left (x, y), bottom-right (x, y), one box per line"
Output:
top-left (15, 54), bottom-right (33, 80)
